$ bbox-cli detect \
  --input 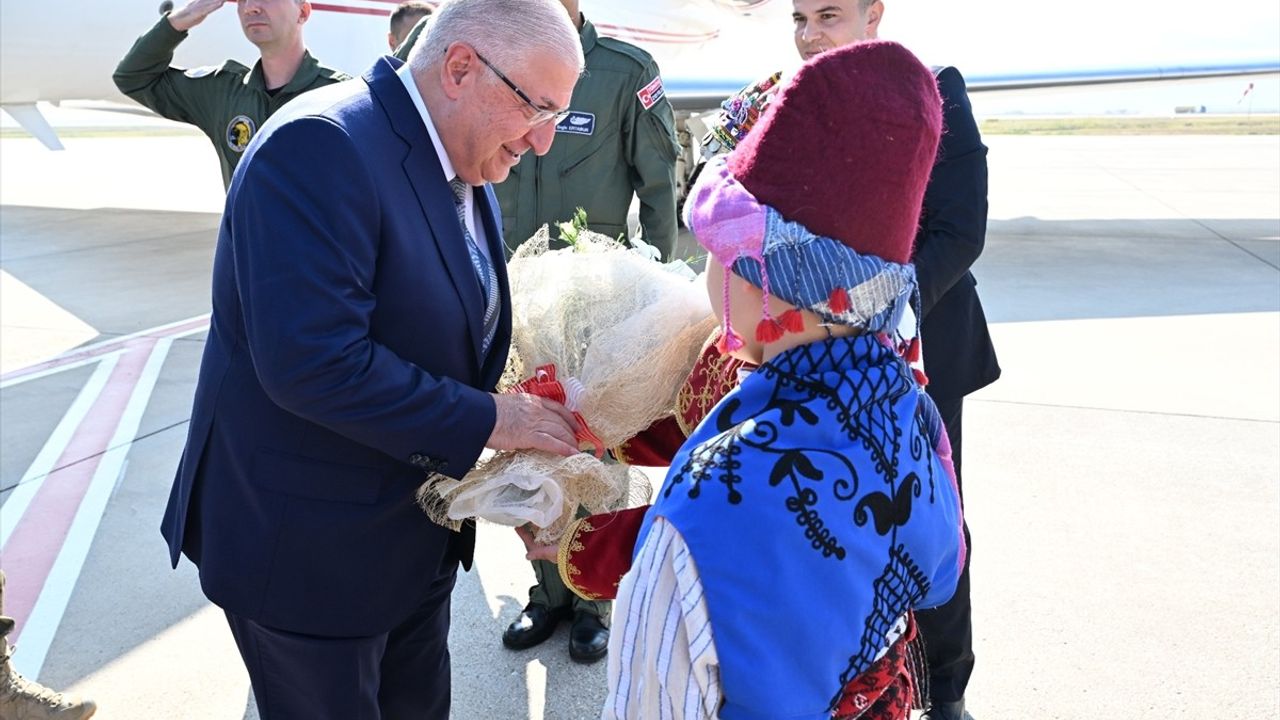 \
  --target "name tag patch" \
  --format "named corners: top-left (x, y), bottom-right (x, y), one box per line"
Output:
top-left (555, 111), bottom-right (596, 136)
